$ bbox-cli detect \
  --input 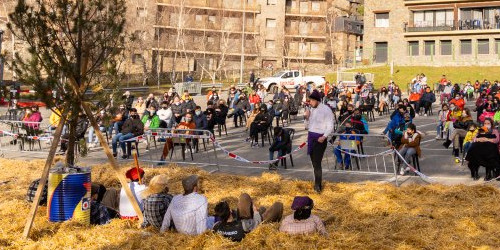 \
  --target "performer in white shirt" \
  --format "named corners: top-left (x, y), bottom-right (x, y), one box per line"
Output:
top-left (119, 167), bottom-right (146, 219)
top-left (304, 90), bottom-right (334, 193)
